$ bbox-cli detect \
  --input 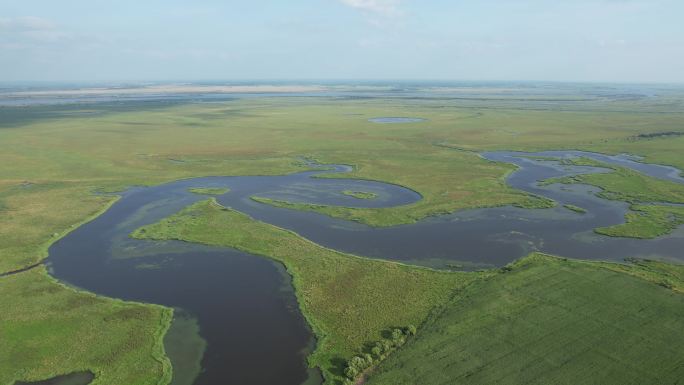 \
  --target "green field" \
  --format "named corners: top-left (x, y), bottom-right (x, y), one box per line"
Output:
top-left (367, 254), bottom-right (684, 385)
top-left (1, 90), bottom-right (684, 384)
